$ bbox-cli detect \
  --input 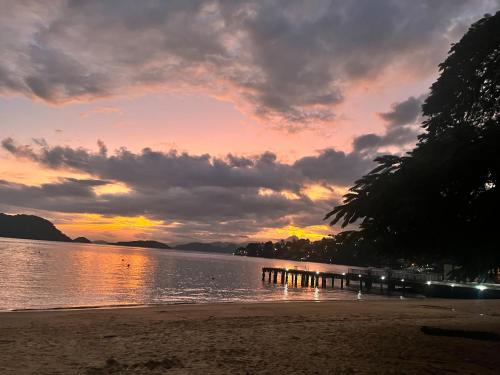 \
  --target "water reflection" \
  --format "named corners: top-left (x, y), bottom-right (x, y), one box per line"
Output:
top-left (0, 237), bottom-right (387, 310)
